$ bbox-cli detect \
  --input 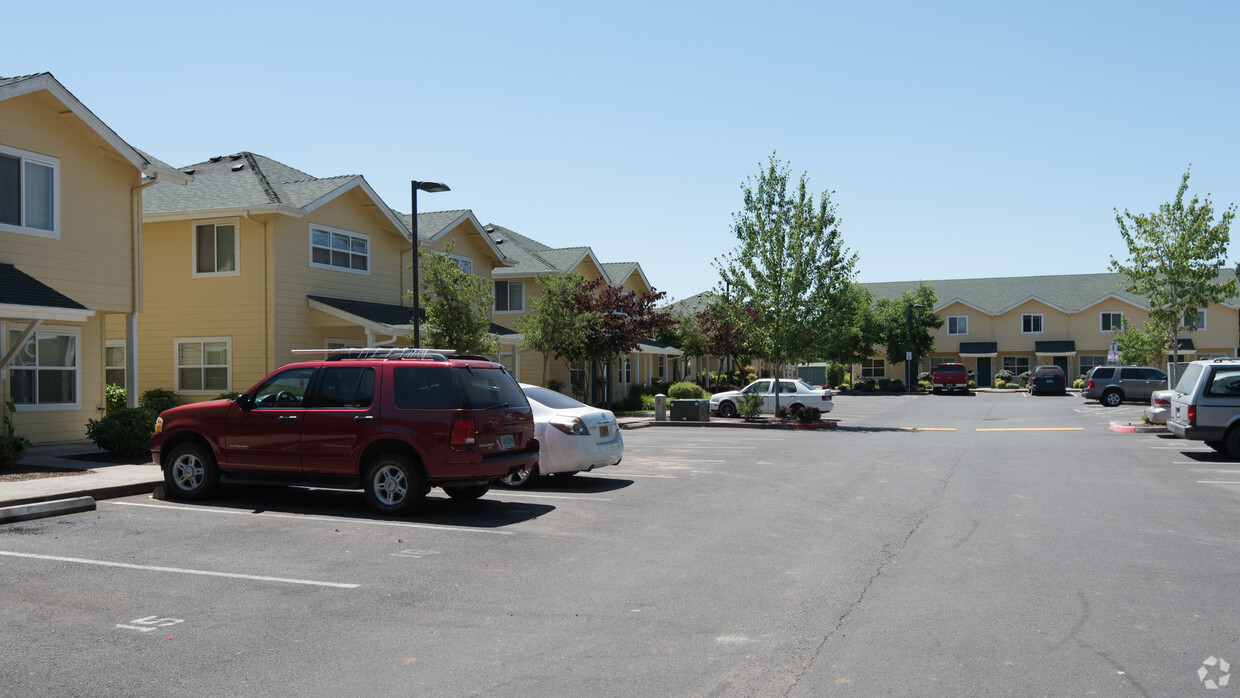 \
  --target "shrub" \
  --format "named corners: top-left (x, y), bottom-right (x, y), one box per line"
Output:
top-left (1017, 371), bottom-right (1031, 386)
top-left (85, 406), bottom-right (158, 457)
top-left (623, 383), bottom-right (646, 411)
top-left (888, 379), bottom-right (906, 393)
top-left (796, 406), bottom-right (822, 423)
top-left (1, 401), bottom-right (33, 469)
top-left (738, 392), bottom-right (764, 420)
top-left (640, 394), bottom-right (656, 410)
top-left (668, 381), bottom-right (706, 400)
top-left (968, 380), bottom-right (976, 388)
top-left (877, 378), bottom-right (894, 392)
top-left (141, 388), bottom-right (181, 415)
top-left (918, 380), bottom-right (932, 391)
top-left (995, 379), bottom-right (1007, 389)
top-left (917, 371), bottom-right (931, 384)
top-left (995, 370), bottom-right (1014, 383)
top-left (215, 391), bottom-right (242, 400)
top-left (105, 384), bottom-right (127, 413)
top-left (1073, 378), bottom-right (1085, 389)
